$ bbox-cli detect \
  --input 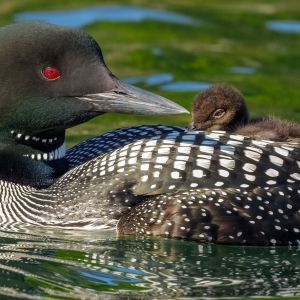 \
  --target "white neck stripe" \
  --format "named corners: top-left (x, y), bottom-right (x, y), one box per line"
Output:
top-left (23, 143), bottom-right (66, 161)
